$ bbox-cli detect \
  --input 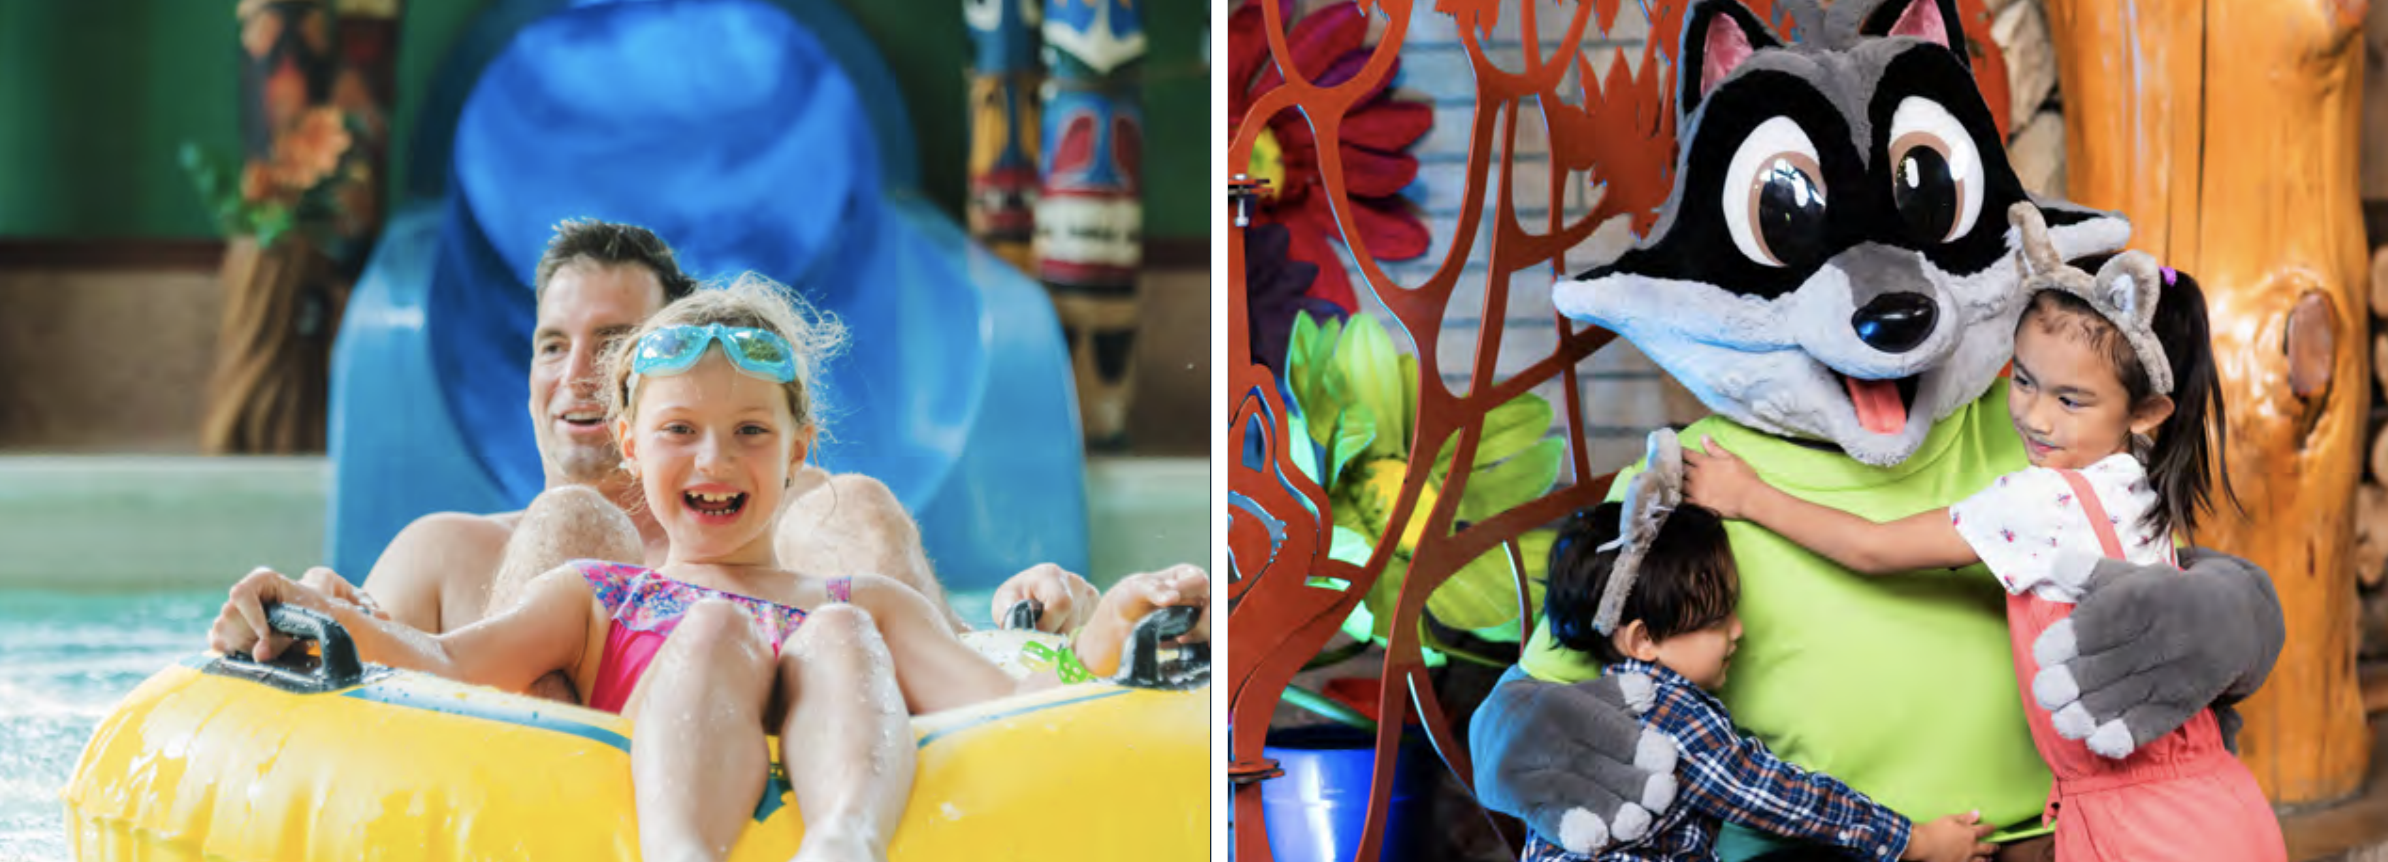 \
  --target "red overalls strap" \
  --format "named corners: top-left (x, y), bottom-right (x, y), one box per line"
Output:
top-left (2054, 469), bottom-right (2126, 560)
top-left (2029, 468), bottom-right (2127, 828)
